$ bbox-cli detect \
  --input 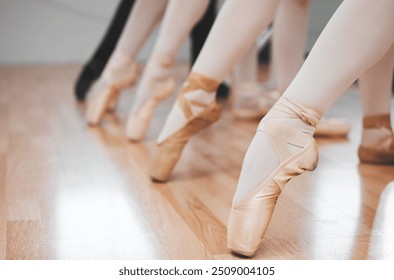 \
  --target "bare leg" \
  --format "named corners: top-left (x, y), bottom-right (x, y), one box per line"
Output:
top-left (125, 0), bottom-right (210, 141)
